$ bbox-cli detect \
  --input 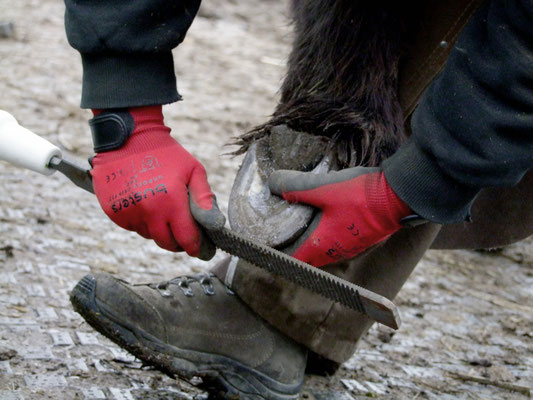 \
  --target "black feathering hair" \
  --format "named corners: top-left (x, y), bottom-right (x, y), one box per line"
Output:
top-left (234, 0), bottom-right (421, 168)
